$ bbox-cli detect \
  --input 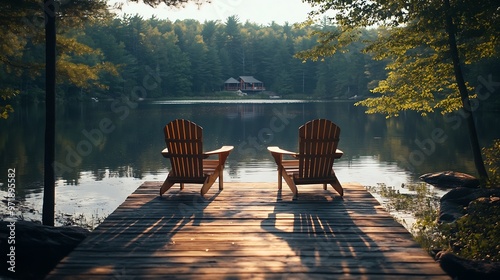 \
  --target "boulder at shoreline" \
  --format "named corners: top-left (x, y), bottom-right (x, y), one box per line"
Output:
top-left (0, 220), bottom-right (89, 279)
top-left (420, 171), bottom-right (480, 189)
top-left (438, 187), bottom-right (500, 223)
top-left (437, 251), bottom-right (500, 280)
